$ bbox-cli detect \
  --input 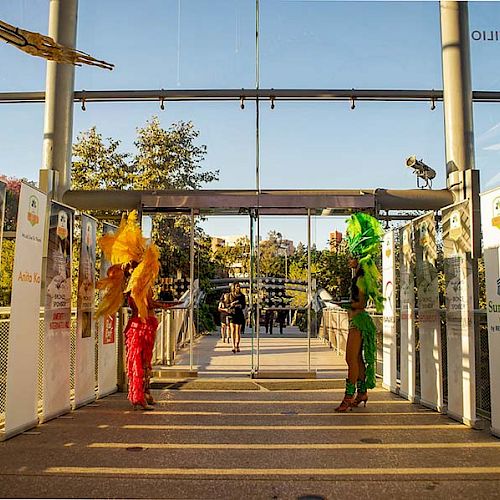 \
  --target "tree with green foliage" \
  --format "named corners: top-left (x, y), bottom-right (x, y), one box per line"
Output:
top-left (72, 127), bottom-right (132, 190)
top-left (72, 117), bottom-right (220, 330)
top-left (72, 117), bottom-right (219, 279)
top-left (212, 236), bottom-right (250, 278)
